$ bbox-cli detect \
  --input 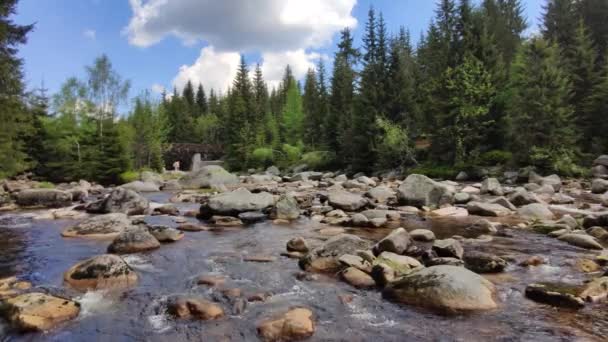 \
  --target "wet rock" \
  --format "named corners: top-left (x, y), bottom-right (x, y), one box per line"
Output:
top-left (299, 234), bottom-right (370, 272)
top-left (86, 188), bottom-right (149, 215)
top-left (425, 257), bottom-right (465, 267)
top-left (210, 215), bottom-right (243, 226)
top-left (257, 308), bottom-right (315, 342)
top-left (177, 222), bottom-right (208, 232)
top-left (410, 229), bottom-right (435, 242)
top-left (454, 192), bottom-right (471, 204)
top-left (532, 222), bottom-right (571, 235)
top-left (519, 256), bottom-right (546, 267)
top-left (375, 251), bottom-right (422, 275)
top-left (107, 226), bottom-right (161, 253)
top-left (586, 226), bottom-right (608, 241)
top-left (179, 165), bottom-right (238, 189)
top-left (575, 258), bottom-right (600, 273)
top-left (62, 213), bottom-right (133, 238)
top-left (481, 178), bottom-right (503, 196)
top-left (0, 277), bottom-right (31, 300)
top-left (557, 215), bottom-right (579, 229)
top-left (286, 237), bottom-right (309, 253)
top-left (508, 188), bottom-right (541, 206)
top-left (0, 293), bottom-right (80, 332)
top-left (525, 283), bottom-right (584, 309)
top-left (366, 186), bottom-right (395, 203)
top-left (147, 225), bottom-right (184, 242)
top-left (558, 233), bottom-right (603, 250)
top-left (383, 265), bottom-right (497, 312)
top-left (327, 190), bottom-right (368, 211)
top-left (338, 254), bottom-right (372, 273)
top-left (200, 188), bottom-right (274, 218)
top-left (463, 252), bottom-right (507, 273)
top-left (248, 292), bottom-right (272, 302)
top-left (15, 189), bottom-right (72, 208)
top-left (397, 174), bottom-right (453, 208)
top-left (64, 254), bottom-right (137, 290)
top-left (372, 228), bottom-right (411, 255)
top-left (550, 193), bottom-right (575, 205)
top-left (341, 267), bottom-right (375, 288)
top-left (120, 180), bottom-right (160, 192)
top-left (238, 211), bottom-right (267, 224)
top-left (167, 296), bottom-right (224, 320)
top-left (432, 239), bottom-right (464, 259)
top-left (466, 201), bottom-right (512, 217)
top-left (579, 277), bottom-right (608, 302)
top-left (517, 203), bottom-right (554, 220)
top-left (153, 203), bottom-right (180, 216)
top-left (466, 219), bottom-right (498, 235)
top-left (270, 194), bottom-right (300, 220)
top-left (371, 263), bottom-right (396, 286)
top-left (244, 255), bottom-right (276, 263)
